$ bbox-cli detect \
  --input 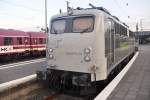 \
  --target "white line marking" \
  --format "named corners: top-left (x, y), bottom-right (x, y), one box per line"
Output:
top-left (94, 52), bottom-right (139, 100)
top-left (0, 58), bottom-right (46, 70)
top-left (0, 74), bottom-right (36, 92)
